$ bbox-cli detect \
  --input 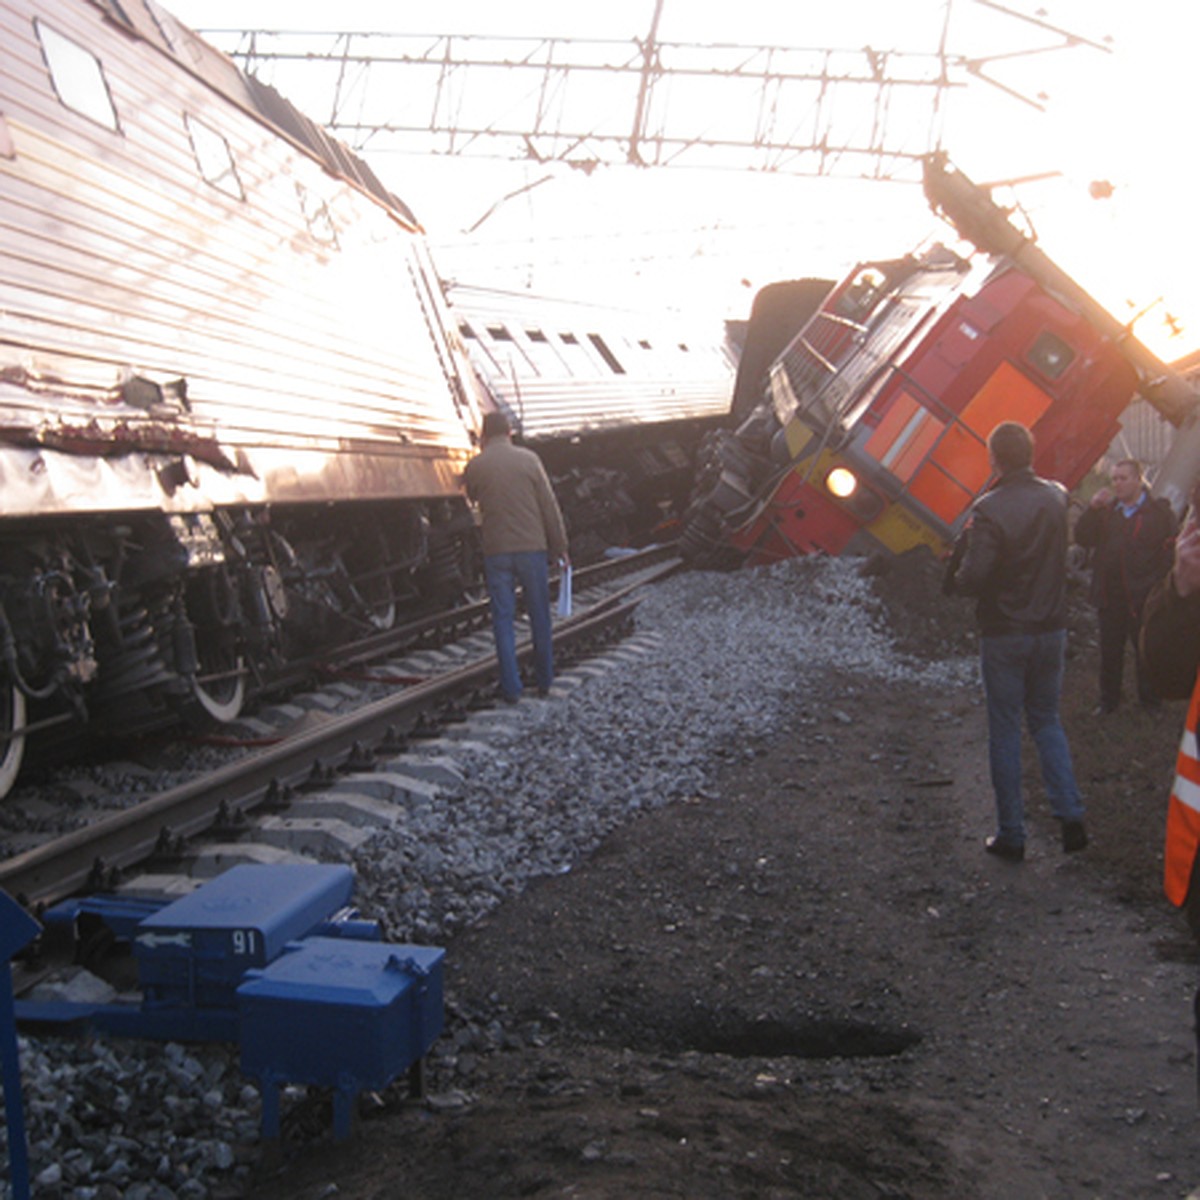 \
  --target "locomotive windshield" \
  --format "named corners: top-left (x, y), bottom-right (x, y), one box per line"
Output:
top-left (768, 251), bottom-right (973, 439)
